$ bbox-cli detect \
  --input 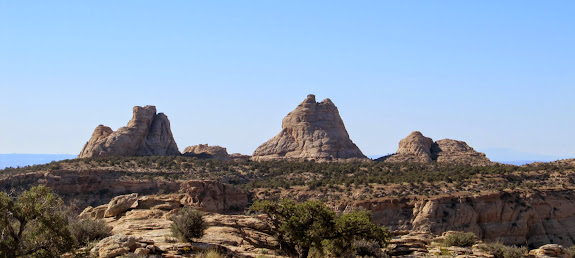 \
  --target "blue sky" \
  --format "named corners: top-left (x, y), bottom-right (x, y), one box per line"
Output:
top-left (1, 1), bottom-right (574, 161)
